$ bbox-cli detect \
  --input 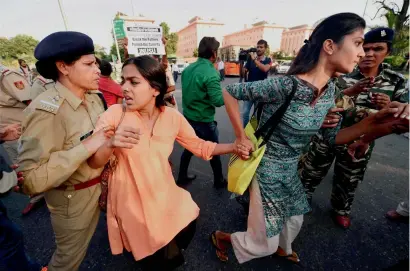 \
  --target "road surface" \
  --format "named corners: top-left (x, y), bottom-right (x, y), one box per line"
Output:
top-left (2, 77), bottom-right (409, 271)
